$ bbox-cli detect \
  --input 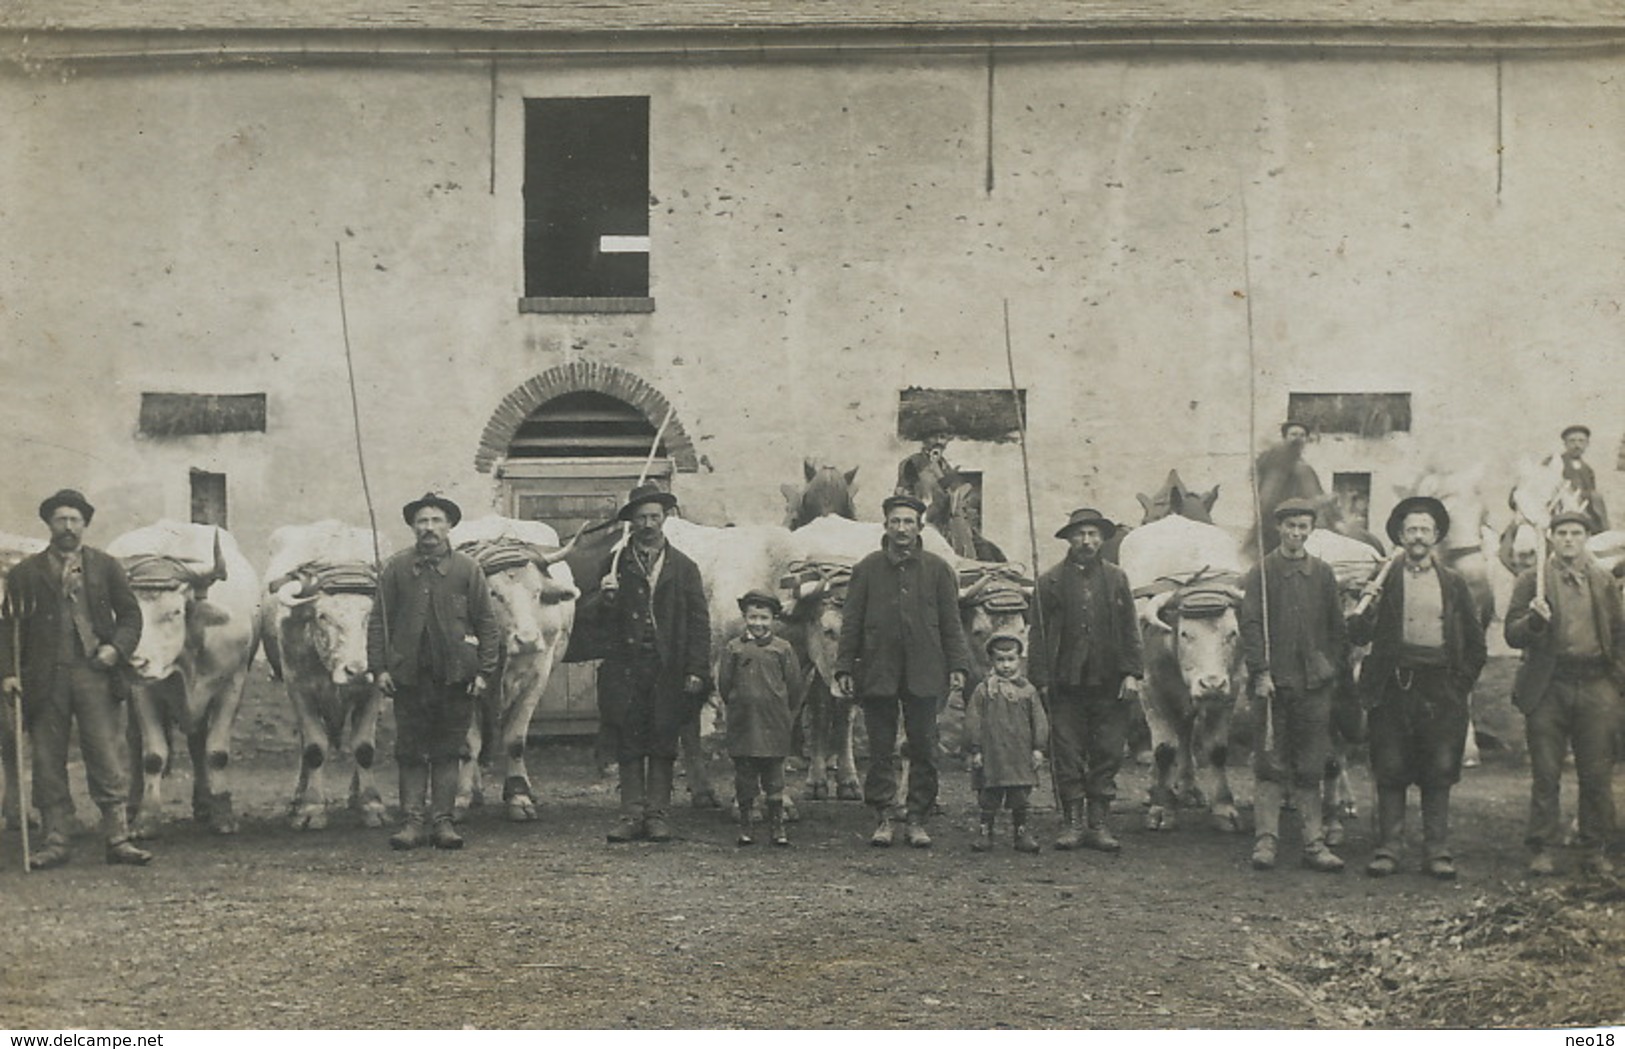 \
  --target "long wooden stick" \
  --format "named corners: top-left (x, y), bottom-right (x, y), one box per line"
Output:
top-left (1239, 186), bottom-right (1274, 757)
top-left (611, 405), bottom-right (679, 579)
top-left (11, 603), bottom-right (29, 873)
top-left (334, 241), bottom-right (390, 657)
